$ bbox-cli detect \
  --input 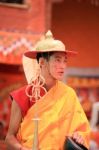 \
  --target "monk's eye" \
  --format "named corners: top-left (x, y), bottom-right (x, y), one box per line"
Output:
top-left (55, 58), bottom-right (61, 62)
top-left (64, 59), bottom-right (67, 63)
